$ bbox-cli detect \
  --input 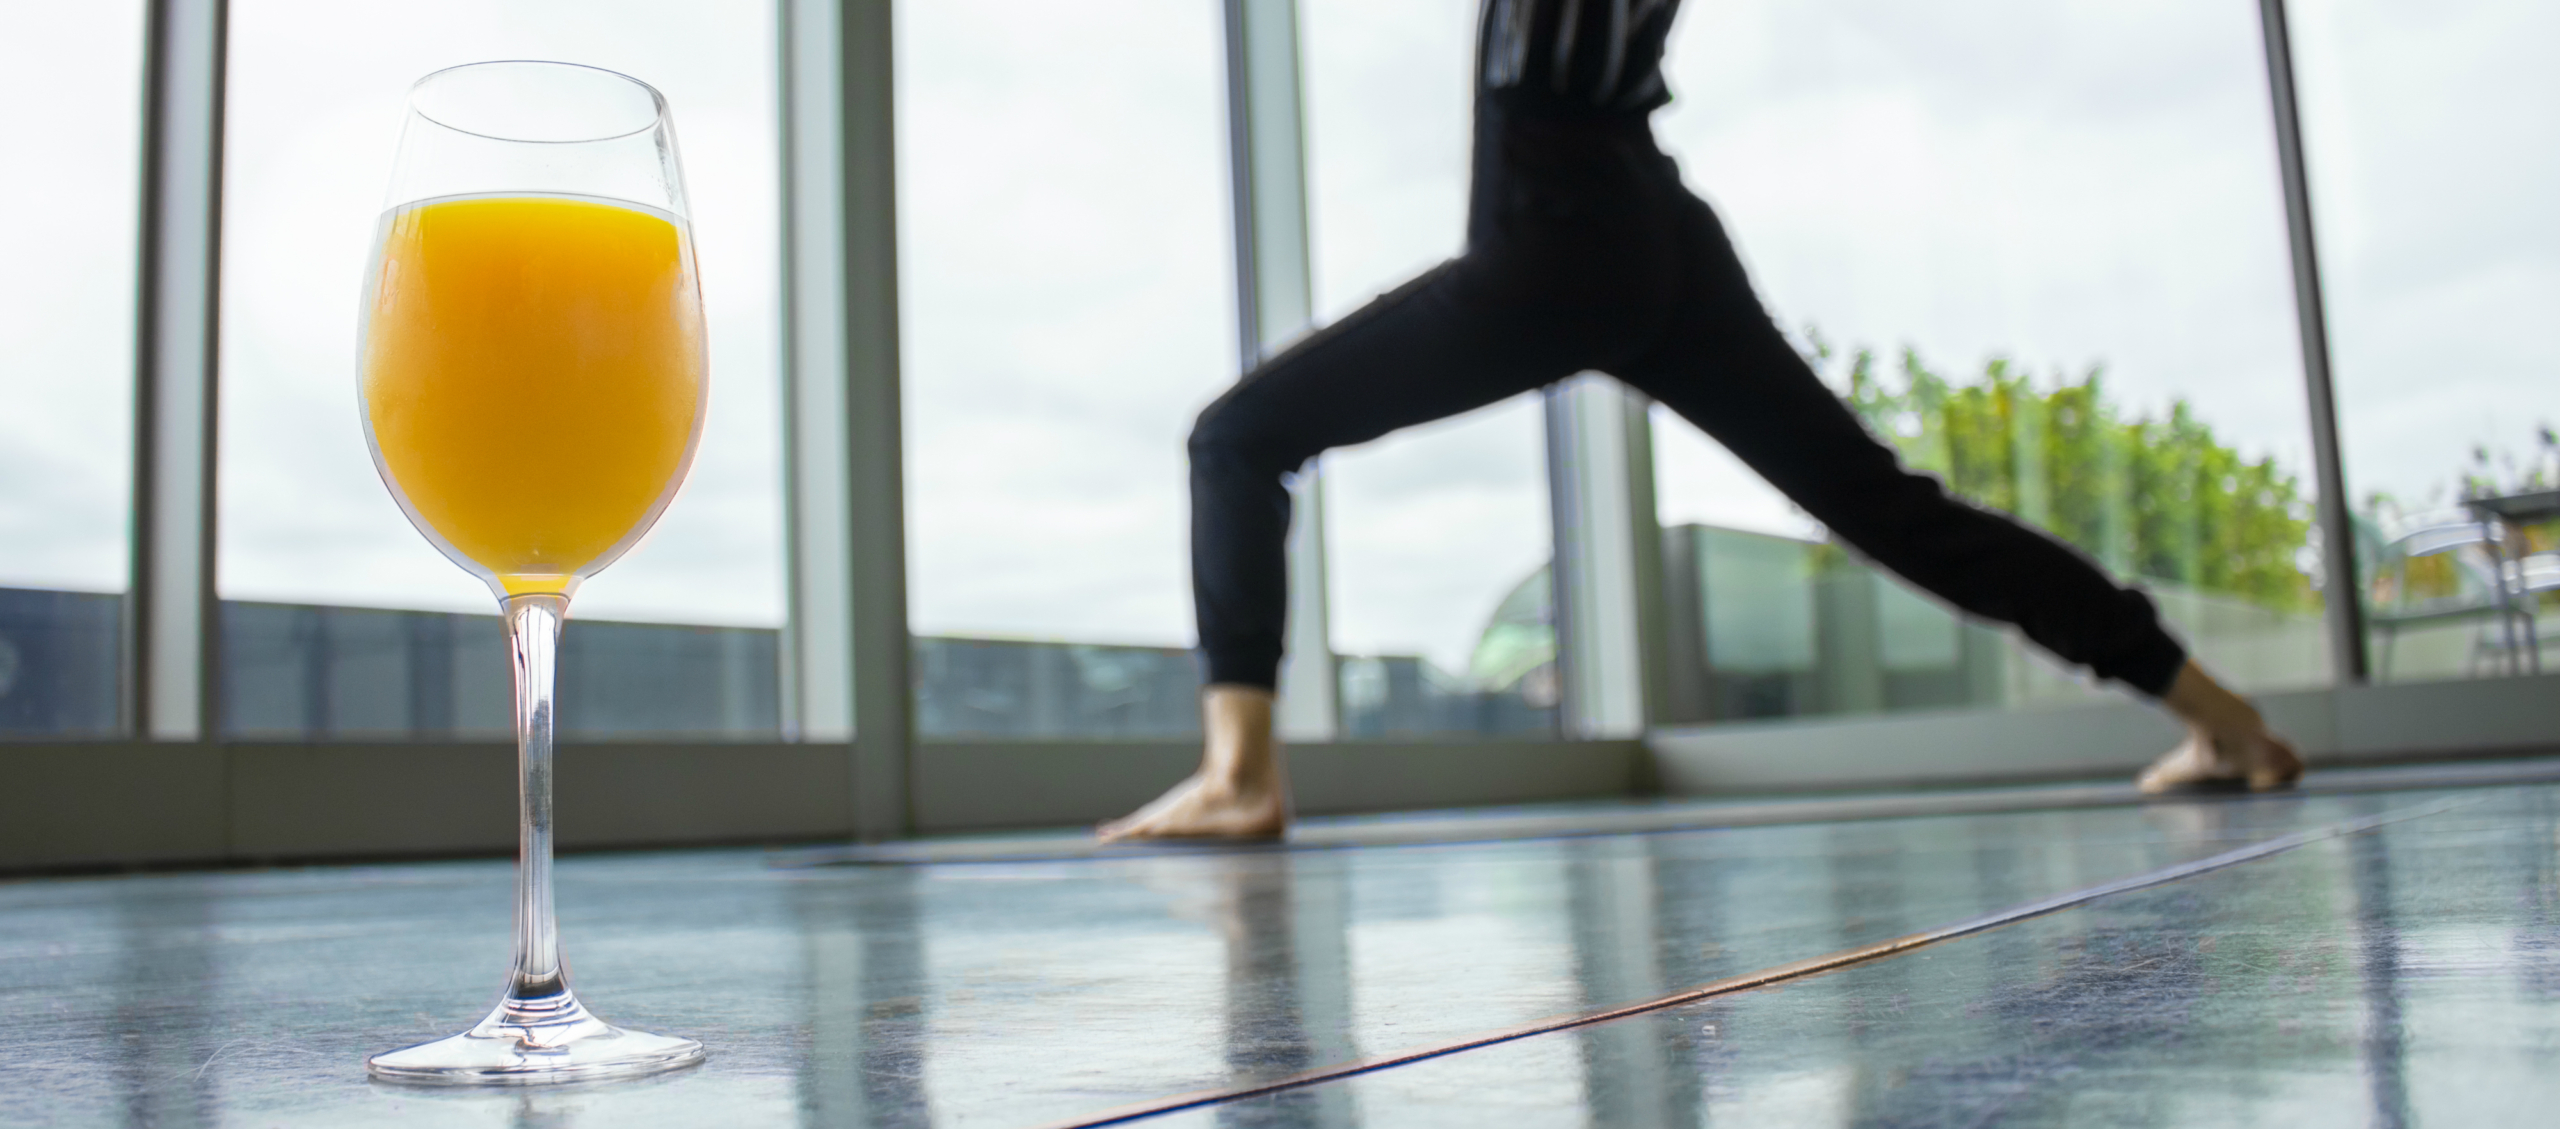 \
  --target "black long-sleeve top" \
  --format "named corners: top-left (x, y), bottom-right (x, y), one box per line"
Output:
top-left (1477, 0), bottom-right (1683, 115)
